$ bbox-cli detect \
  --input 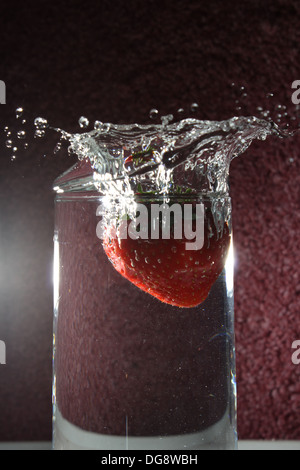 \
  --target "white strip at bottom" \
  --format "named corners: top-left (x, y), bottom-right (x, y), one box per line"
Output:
top-left (53, 408), bottom-right (236, 450)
